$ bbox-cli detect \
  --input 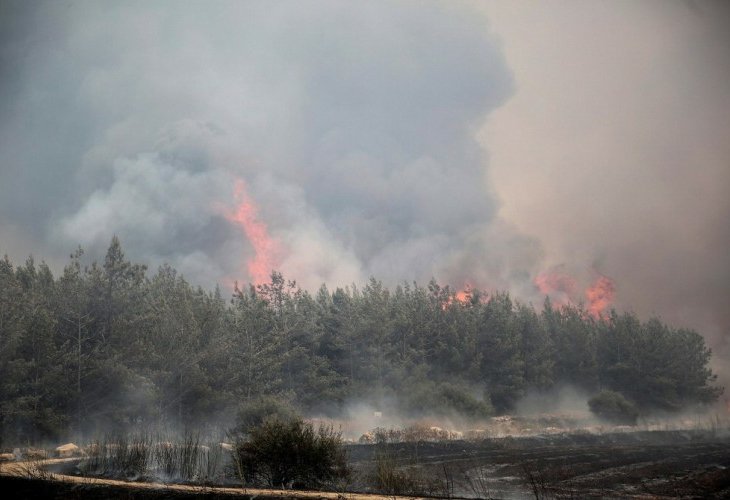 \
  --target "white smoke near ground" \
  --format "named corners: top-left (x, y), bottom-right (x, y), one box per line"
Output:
top-left (514, 385), bottom-right (591, 419)
top-left (322, 389), bottom-right (729, 443)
